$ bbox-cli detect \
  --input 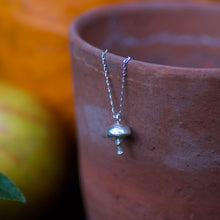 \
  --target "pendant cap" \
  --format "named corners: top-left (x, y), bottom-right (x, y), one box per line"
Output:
top-left (107, 123), bottom-right (131, 138)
